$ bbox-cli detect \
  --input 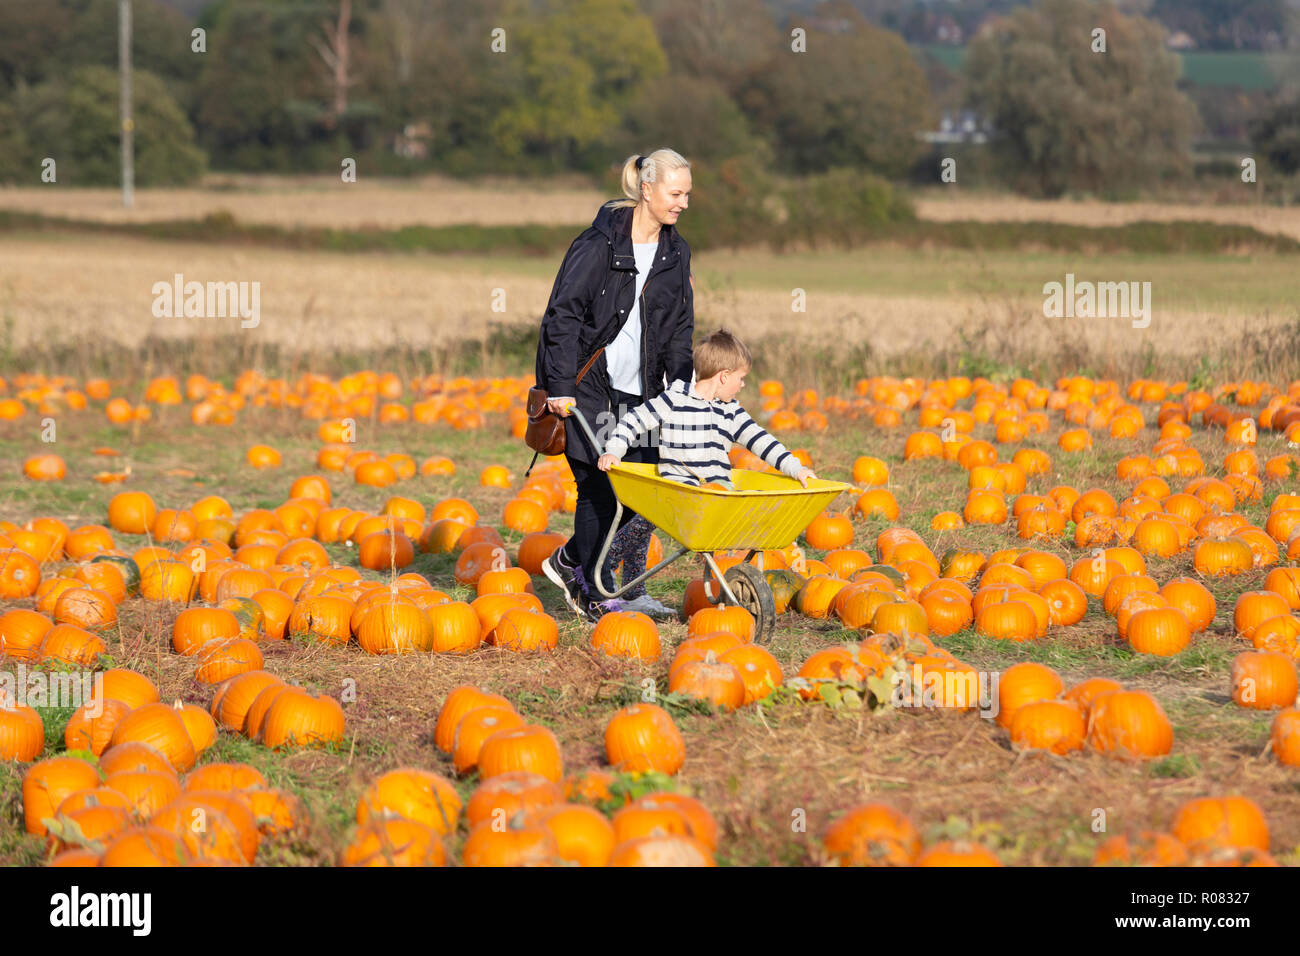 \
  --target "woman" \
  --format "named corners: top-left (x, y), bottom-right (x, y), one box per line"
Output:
top-left (535, 147), bottom-right (695, 623)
